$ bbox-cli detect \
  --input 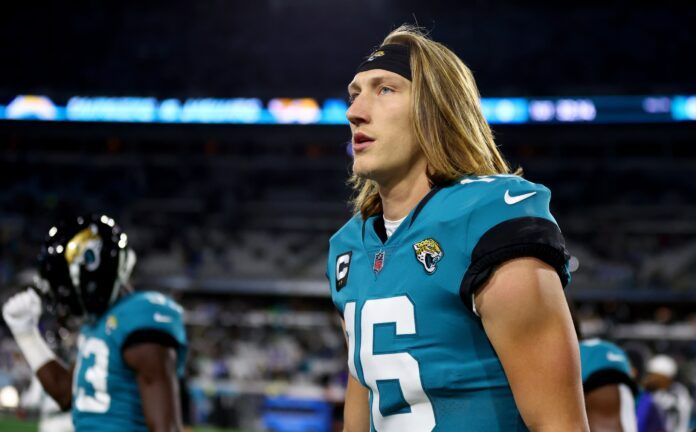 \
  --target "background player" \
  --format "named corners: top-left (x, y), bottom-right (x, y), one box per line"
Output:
top-left (570, 302), bottom-right (639, 431)
top-left (642, 355), bottom-right (692, 432)
top-left (2, 214), bottom-right (187, 432)
top-left (328, 26), bottom-right (587, 431)
top-left (580, 338), bottom-right (638, 431)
